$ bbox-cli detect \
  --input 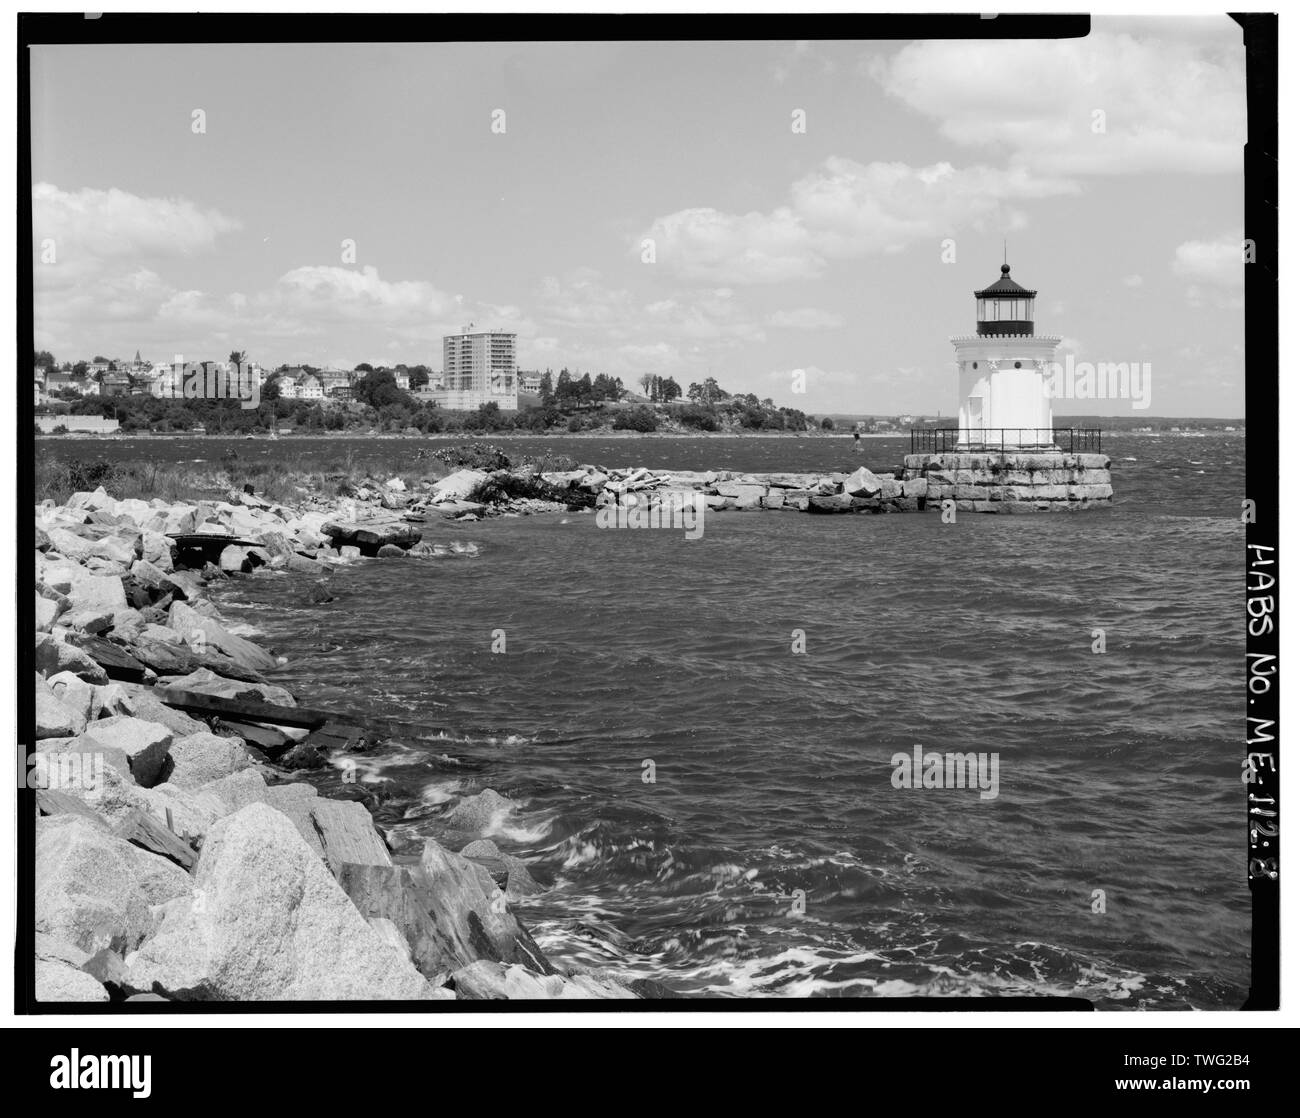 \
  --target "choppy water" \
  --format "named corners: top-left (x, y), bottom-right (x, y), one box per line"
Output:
top-left (182, 433), bottom-right (1248, 1006)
